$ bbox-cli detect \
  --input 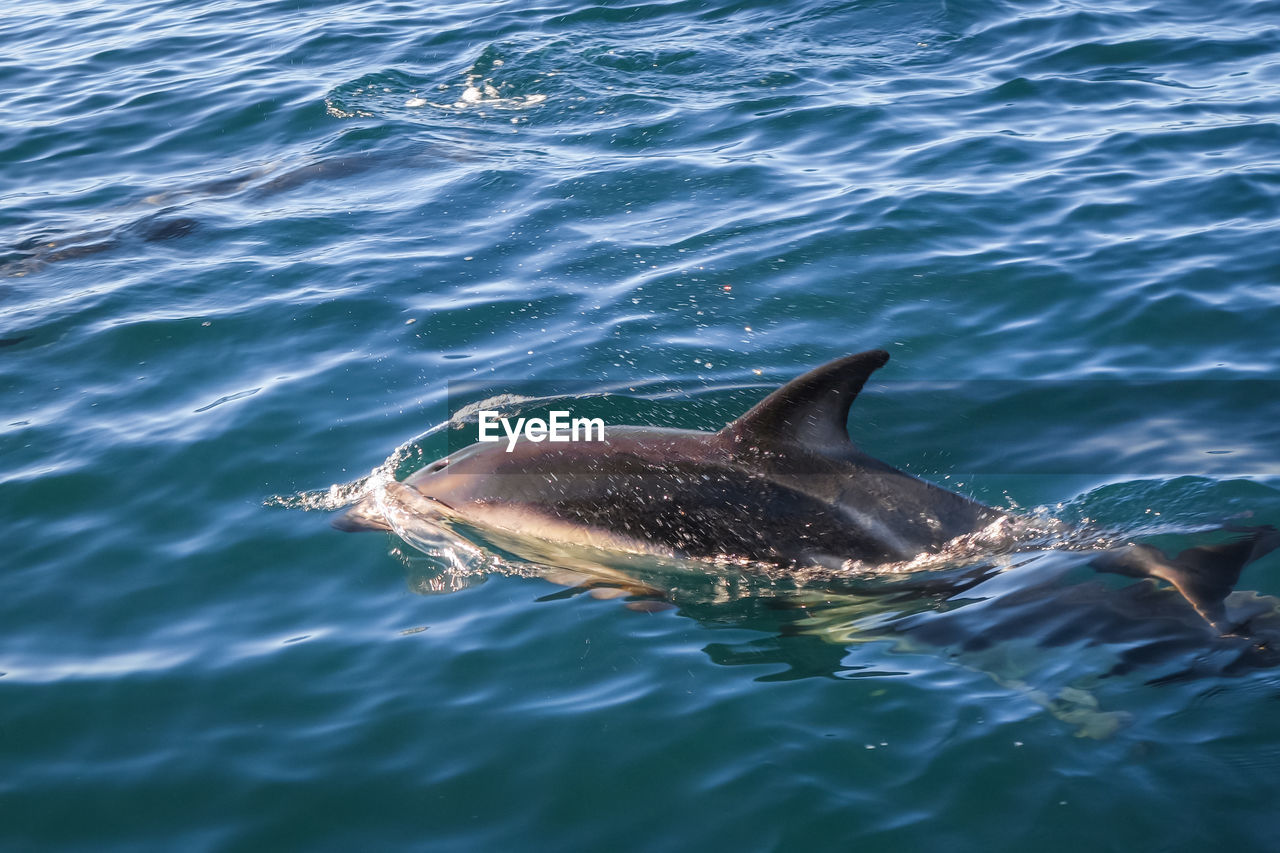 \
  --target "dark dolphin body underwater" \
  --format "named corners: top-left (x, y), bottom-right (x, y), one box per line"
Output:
top-left (337, 350), bottom-right (1280, 721)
